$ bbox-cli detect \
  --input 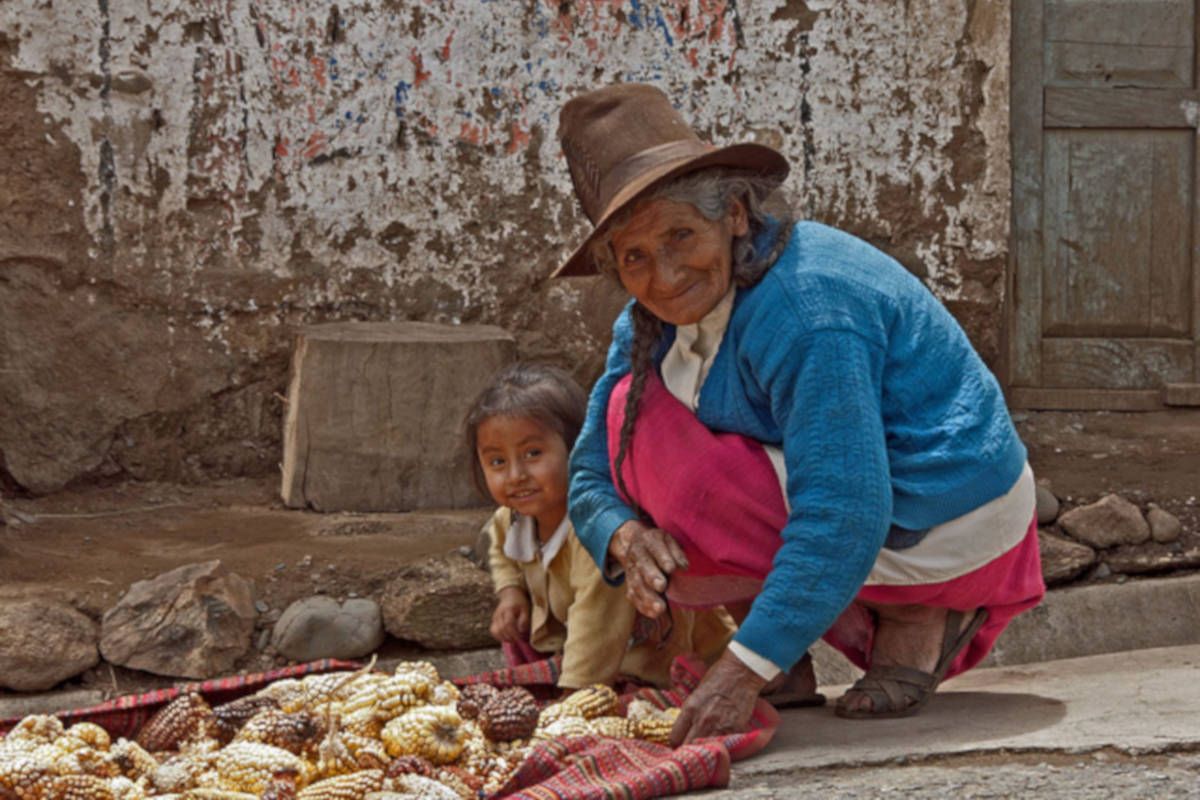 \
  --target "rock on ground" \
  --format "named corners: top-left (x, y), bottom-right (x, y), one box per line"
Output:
top-left (1037, 531), bottom-right (1096, 586)
top-left (1147, 503), bottom-right (1183, 544)
top-left (100, 560), bottom-right (256, 679)
top-left (1104, 543), bottom-right (1200, 576)
top-left (271, 595), bottom-right (384, 661)
top-left (380, 554), bottom-right (495, 650)
top-left (1057, 494), bottom-right (1150, 548)
top-left (0, 600), bottom-right (100, 691)
top-left (1035, 483), bottom-right (1060, 525)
